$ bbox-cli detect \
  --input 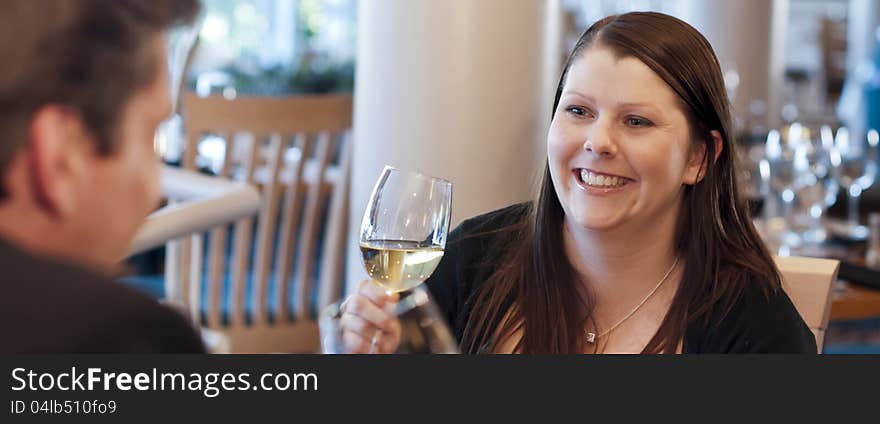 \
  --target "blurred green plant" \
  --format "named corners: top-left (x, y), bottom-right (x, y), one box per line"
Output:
top-left (190, 0), bottom-right (355, 96)
top-left (189, 53), bottom-right (354, 96)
